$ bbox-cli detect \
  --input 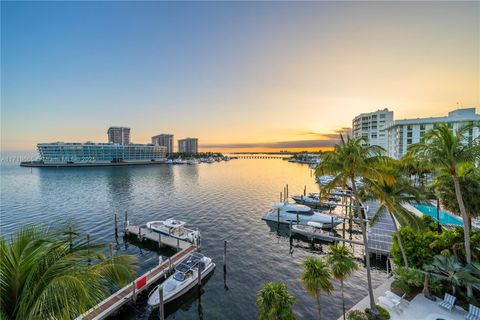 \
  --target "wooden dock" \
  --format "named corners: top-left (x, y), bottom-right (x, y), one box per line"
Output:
top-left (75, 224), bottom-right (198, 320)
